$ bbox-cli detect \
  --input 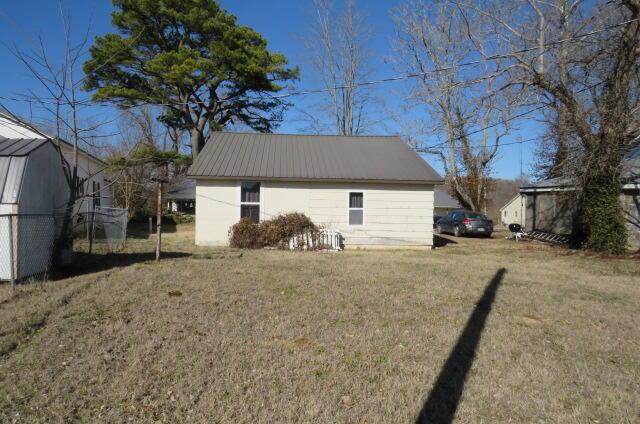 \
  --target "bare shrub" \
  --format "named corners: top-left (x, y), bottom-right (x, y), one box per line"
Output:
top-left (229, 219), bottom-right (262, 249)
top-left (229, 213), bottom-right (318, 249)
top-left (260, 213), bottom-right (318, 248)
